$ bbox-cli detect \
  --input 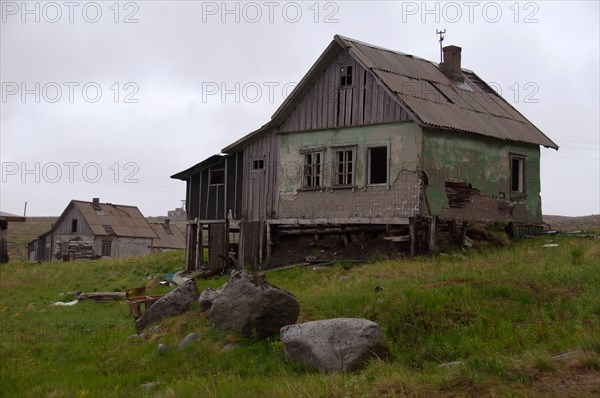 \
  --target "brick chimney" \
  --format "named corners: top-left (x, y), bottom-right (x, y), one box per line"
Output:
top-left (440, 45), bottom-right (464, 82)
top-left (164, 218), bottom-right (170, 226)
top-left (92, 197), bottom-right (100, 207)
